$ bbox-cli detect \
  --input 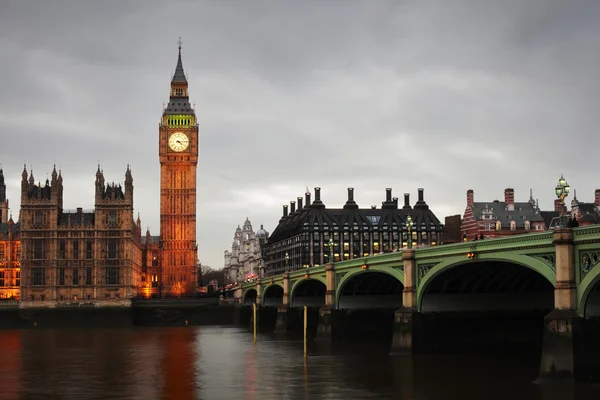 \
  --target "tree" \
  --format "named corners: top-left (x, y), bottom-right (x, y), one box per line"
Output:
top-left (198, 264), bottom-right (225, 287)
